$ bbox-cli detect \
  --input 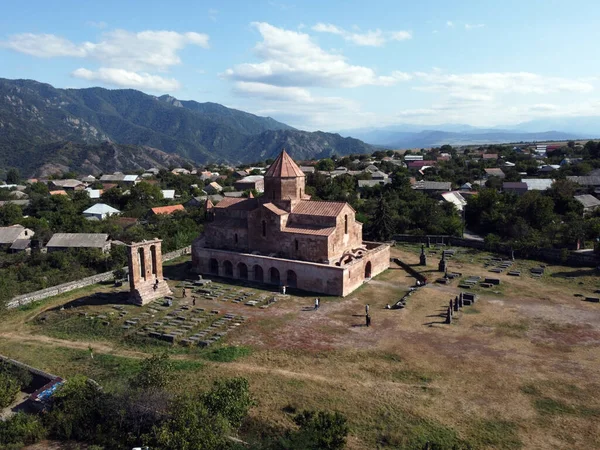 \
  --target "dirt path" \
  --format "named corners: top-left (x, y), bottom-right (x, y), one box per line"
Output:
top-left (0, 331), bottom-right (149, 359)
